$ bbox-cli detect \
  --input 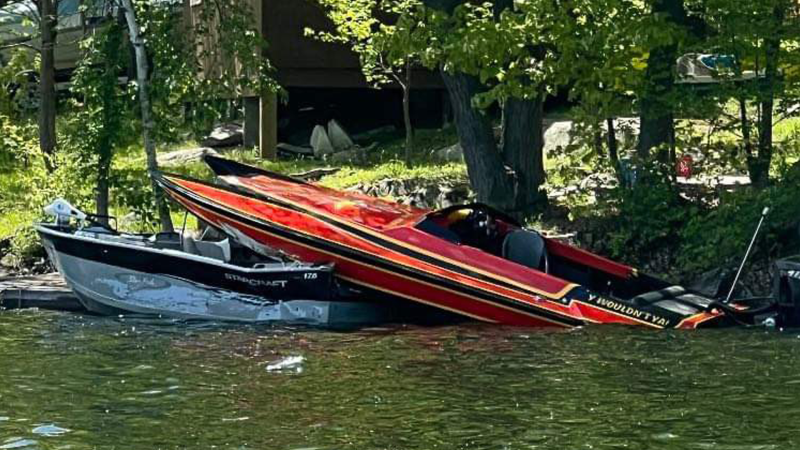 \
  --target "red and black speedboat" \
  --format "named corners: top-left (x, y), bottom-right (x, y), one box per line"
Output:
top-left (152, 156), bottom-right (782, 329)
